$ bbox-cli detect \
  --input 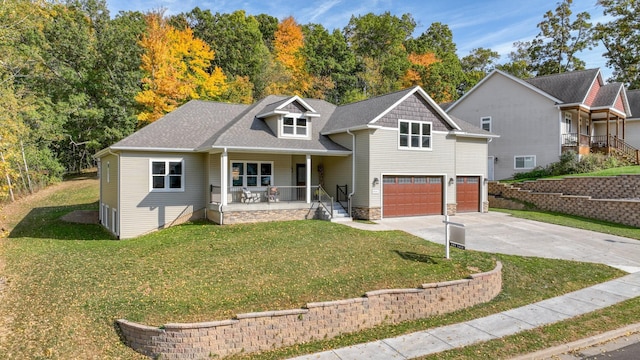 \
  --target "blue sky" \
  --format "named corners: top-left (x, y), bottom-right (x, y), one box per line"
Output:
top-left (106, 0), bottom-right (612, 78)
